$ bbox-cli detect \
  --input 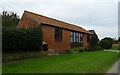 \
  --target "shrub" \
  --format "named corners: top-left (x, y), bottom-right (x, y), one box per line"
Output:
top-left (2, 27), bottom-right (42, 53)
top-left (99, 37), bottom-right (113, 49)
top-left (94, 46), bottom-right (103, 50)
top-left (72, 47), bottom-right (84, 53)
top-left (83, 47), bottom-right (93, 51)
top-left (3, 51), bottom-right (42, 63)
top-left (67, 47), bottom-right (84, 54)
top-left (82, 46), bottom-right (103, 52)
